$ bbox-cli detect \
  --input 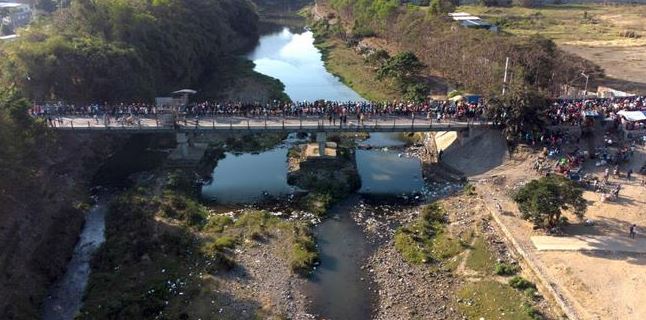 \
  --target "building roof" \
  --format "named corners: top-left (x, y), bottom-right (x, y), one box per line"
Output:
top-left (0, 2), bottom-right (27, 8)
top-left (0, 34), bottom-right (19, 40)
top-left (448, 12), bottom-right (472, 17)
top-left (452, 16), bottom-right (481, 21)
